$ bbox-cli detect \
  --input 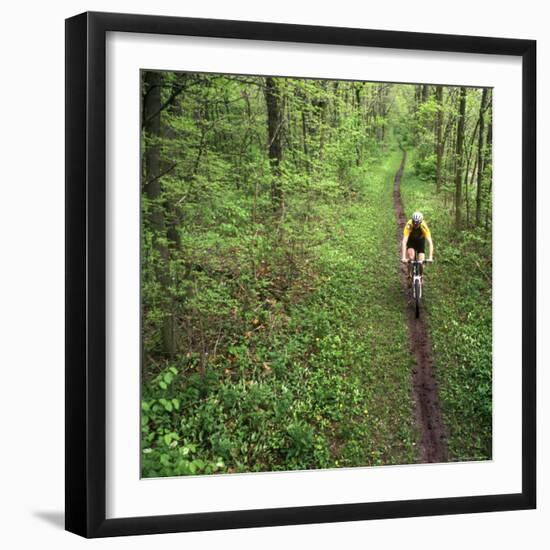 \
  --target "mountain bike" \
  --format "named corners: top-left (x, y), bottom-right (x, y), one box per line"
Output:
top-left (406, 255), bottom-right (433, 318)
